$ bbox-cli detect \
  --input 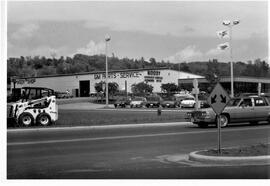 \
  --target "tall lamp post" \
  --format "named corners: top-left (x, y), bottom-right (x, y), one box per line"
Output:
top-left (105, 34), bottom-right (111, 108)
top-left (222, 20), bottom-right (240, 98)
